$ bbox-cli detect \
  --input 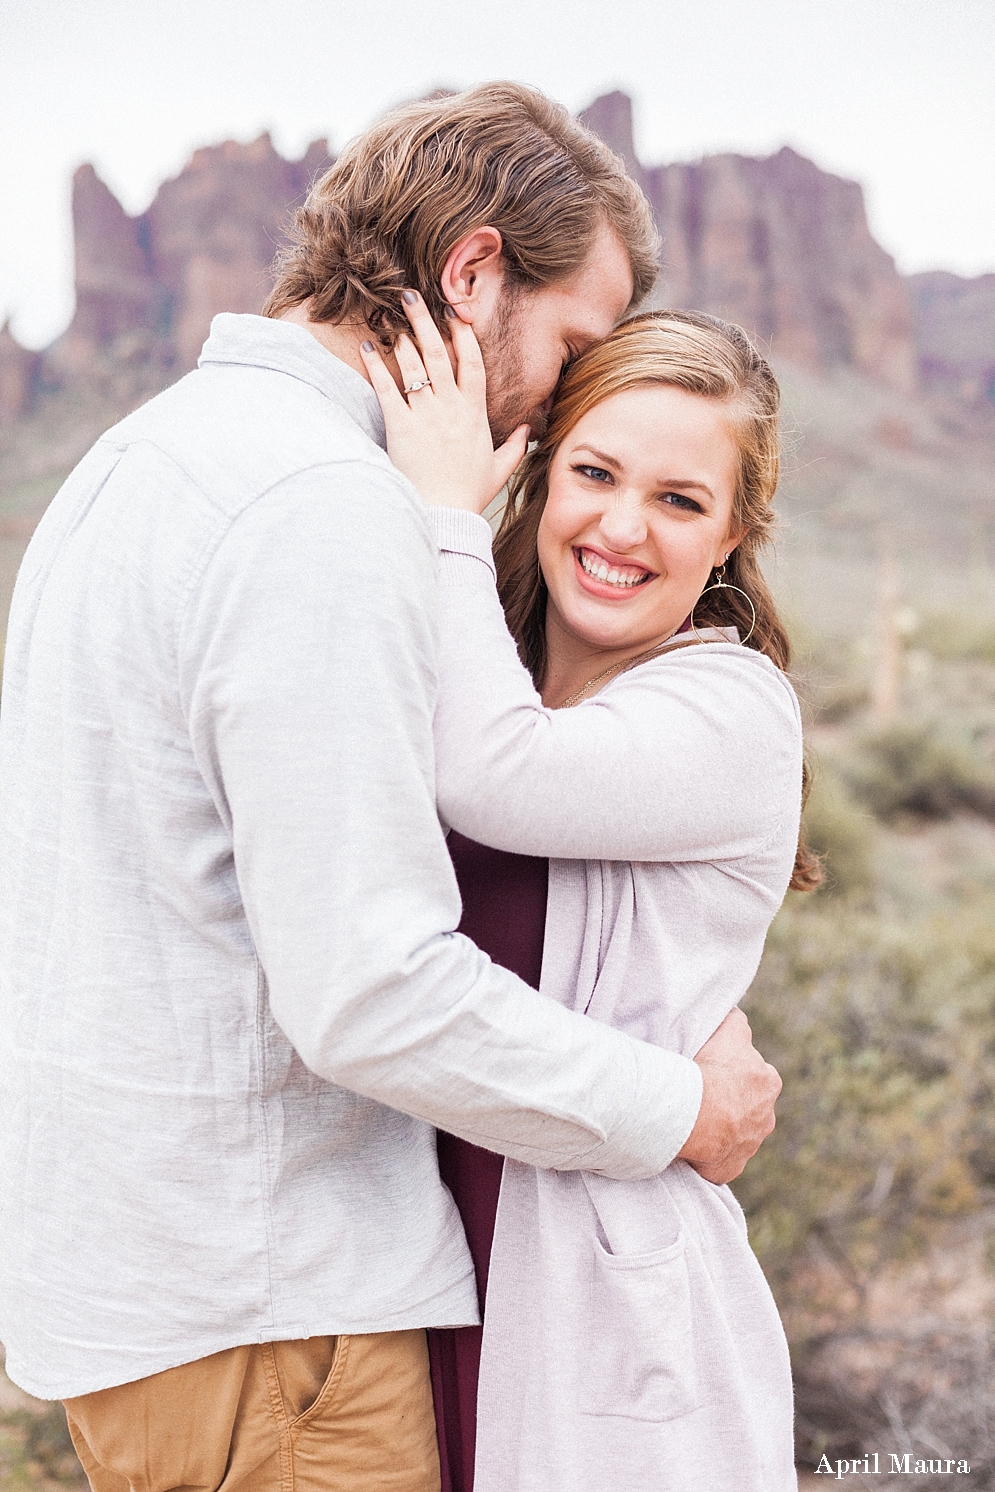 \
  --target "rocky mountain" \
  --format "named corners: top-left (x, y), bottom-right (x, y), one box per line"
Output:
top-left (0, 92), bottom-right (992, 639)
top-left (908, 269), bottom-right (995, 411)
top-left (0, 132), bottom-right (331, 426)
top-left (582, 91), bottom-right (918, 394)
top-left (3, 91), bottom-right (991, 430)
top-left (0, 321), bottom-right (39, 428)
